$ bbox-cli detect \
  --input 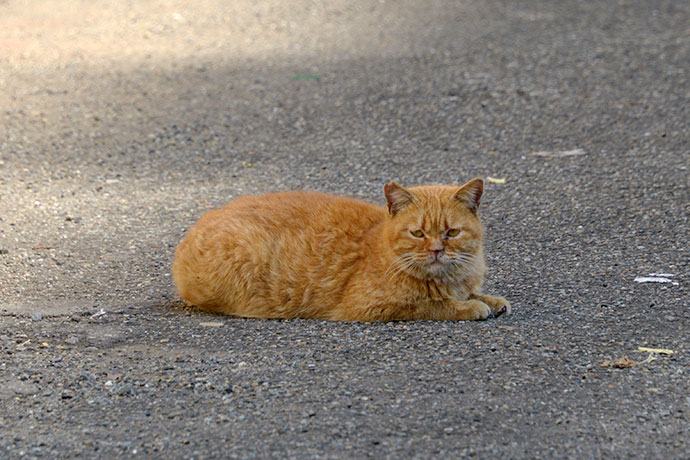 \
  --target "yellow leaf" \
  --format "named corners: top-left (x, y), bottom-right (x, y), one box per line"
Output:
top-left (637, 347), bottom-right (675, 355)
top-left (487, 177), bottom-right (506, 184)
